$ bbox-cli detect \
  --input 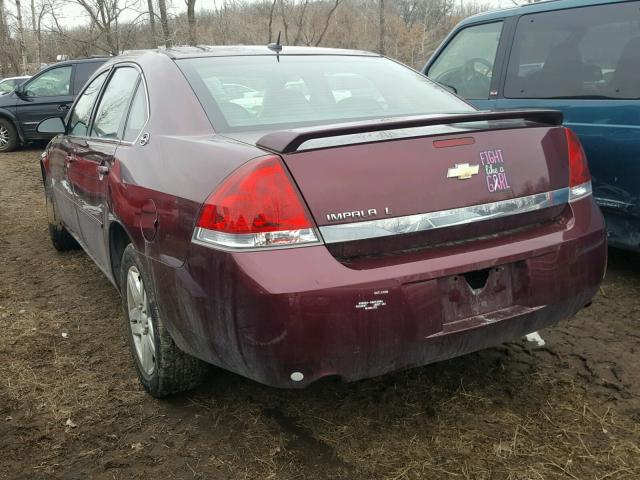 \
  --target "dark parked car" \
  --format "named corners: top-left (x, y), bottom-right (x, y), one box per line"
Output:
top-left (0, 57), bottom-right (107, 152)
top-left (39, 47), bottom-right (606, 397)
top-left (423, 0), bottom-right (640, 251)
